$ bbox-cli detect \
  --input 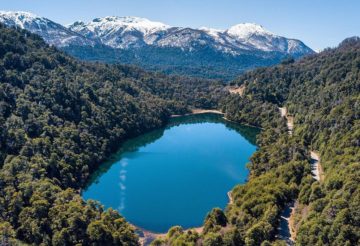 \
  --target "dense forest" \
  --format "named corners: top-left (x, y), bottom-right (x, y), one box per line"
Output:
top-left (62, 42), bottom-right (293, 82)
top-left (227, 38), bottom-right (359, 246)
top-left (0, 24), bottom-right (225, 245)
top-left (0, 24), bottom-right (359, 246)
